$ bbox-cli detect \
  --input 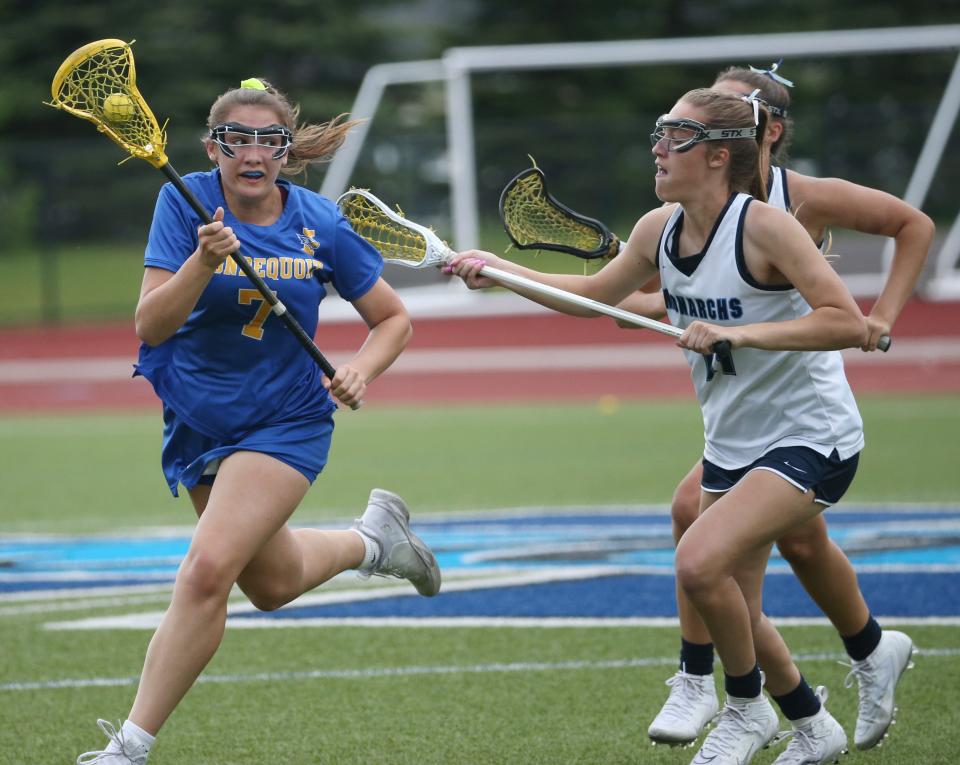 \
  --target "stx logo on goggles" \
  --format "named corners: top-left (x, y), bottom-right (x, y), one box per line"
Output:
top-left (651, 116), bottom-right (758, 153)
